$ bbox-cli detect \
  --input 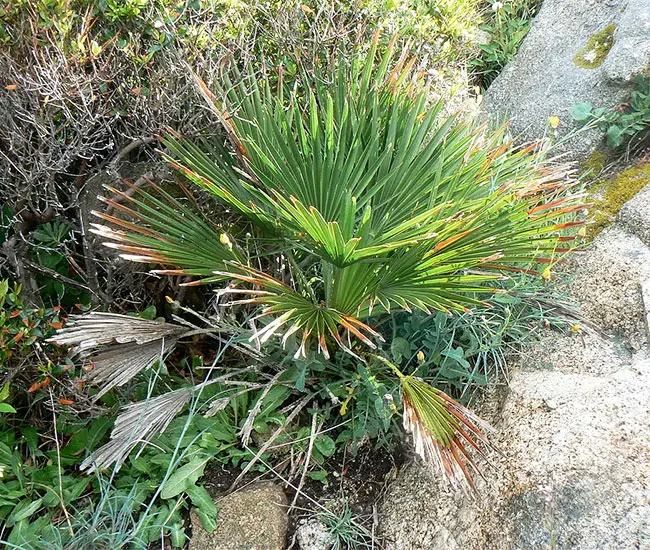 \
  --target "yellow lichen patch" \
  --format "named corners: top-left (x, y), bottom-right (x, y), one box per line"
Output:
top-left (573, 25), bottom-right (616, 69)
top-left (587, 161), bottom-right (650, 238)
